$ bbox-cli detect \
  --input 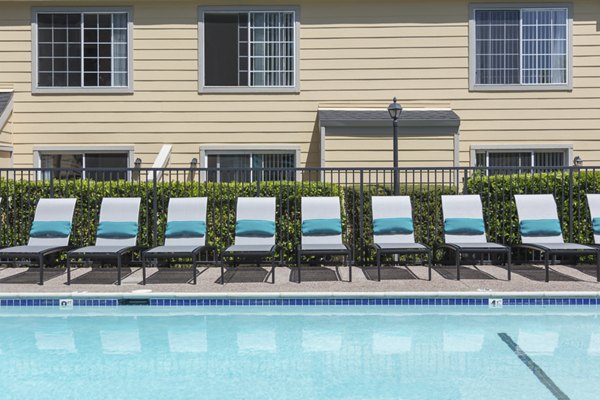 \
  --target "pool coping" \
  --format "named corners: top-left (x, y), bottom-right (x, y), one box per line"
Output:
top-left (1, 291), bottom-right (599, 299)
